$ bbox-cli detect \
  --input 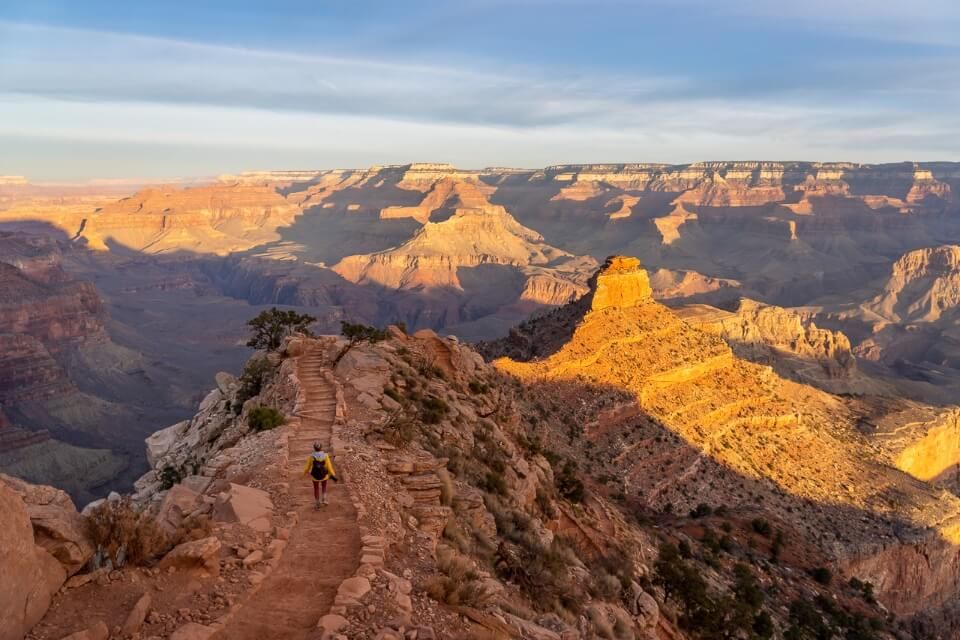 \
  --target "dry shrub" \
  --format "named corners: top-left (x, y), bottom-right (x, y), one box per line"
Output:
top-left (442, 515), bottom-right (473, 555)
top-left (611, 607), bottom-right (636, 640)
top-left (425, 548), bottom-right (494, 608)
top-left (437, 467), bottom-right (456, 507)
top-left (588, 605), bottom-right (616, 639)
top-left (87, 497), bottom-right (172, 566)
